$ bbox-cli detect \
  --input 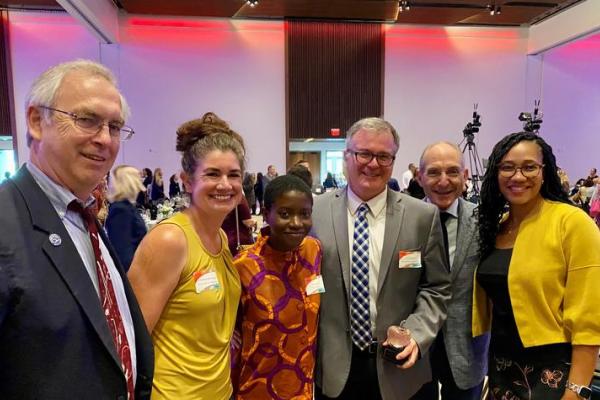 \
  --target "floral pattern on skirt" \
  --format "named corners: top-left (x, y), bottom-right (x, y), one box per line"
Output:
top-left (488, 354), bottom-right (569, 400)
